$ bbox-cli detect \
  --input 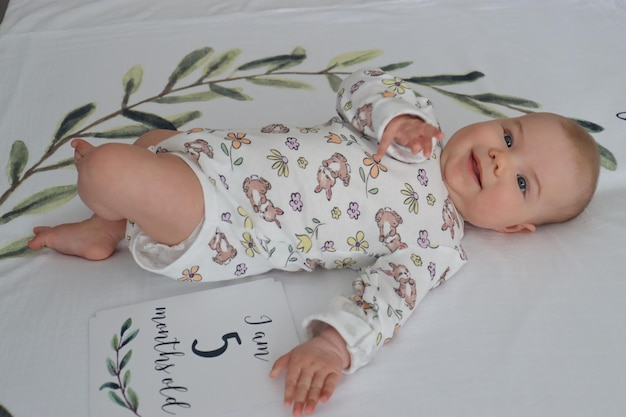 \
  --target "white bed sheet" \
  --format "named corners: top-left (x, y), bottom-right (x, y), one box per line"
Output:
top-left (1, 0), bottom-right (625, 416)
